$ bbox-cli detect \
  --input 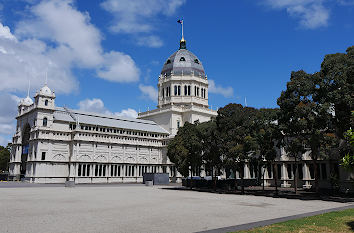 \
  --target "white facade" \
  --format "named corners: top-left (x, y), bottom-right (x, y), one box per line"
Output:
top-left (8, 84), bottom-right (178, 183)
